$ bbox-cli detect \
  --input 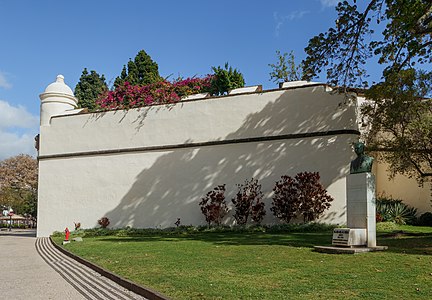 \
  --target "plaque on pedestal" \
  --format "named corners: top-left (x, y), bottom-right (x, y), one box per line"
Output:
top-left (332, 228), bottom-right (367, 246)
